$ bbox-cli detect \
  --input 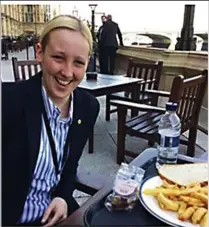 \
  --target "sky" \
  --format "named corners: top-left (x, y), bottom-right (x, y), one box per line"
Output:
top-left (2, 1), bottom-right (208, 33)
